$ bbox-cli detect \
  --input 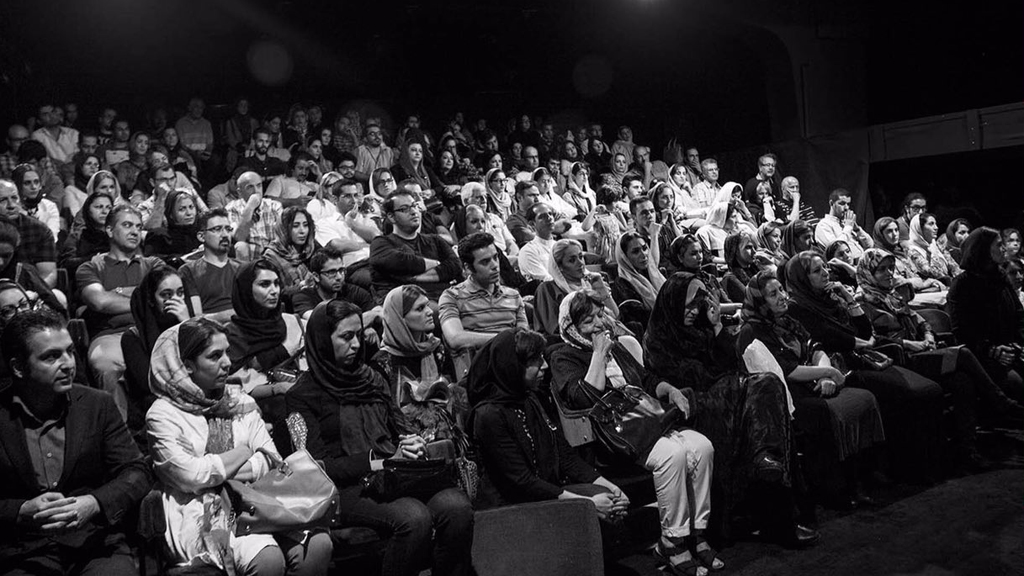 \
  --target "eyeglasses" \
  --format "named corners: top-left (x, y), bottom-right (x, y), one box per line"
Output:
top-left (379, 177), bottom-right (395, 184)
top-left (319, 268), bottom-right (345, 277)
top-left (392, 204), bottom-right (421, 214)
top-left (0, 298), bottom-right (31, 319)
